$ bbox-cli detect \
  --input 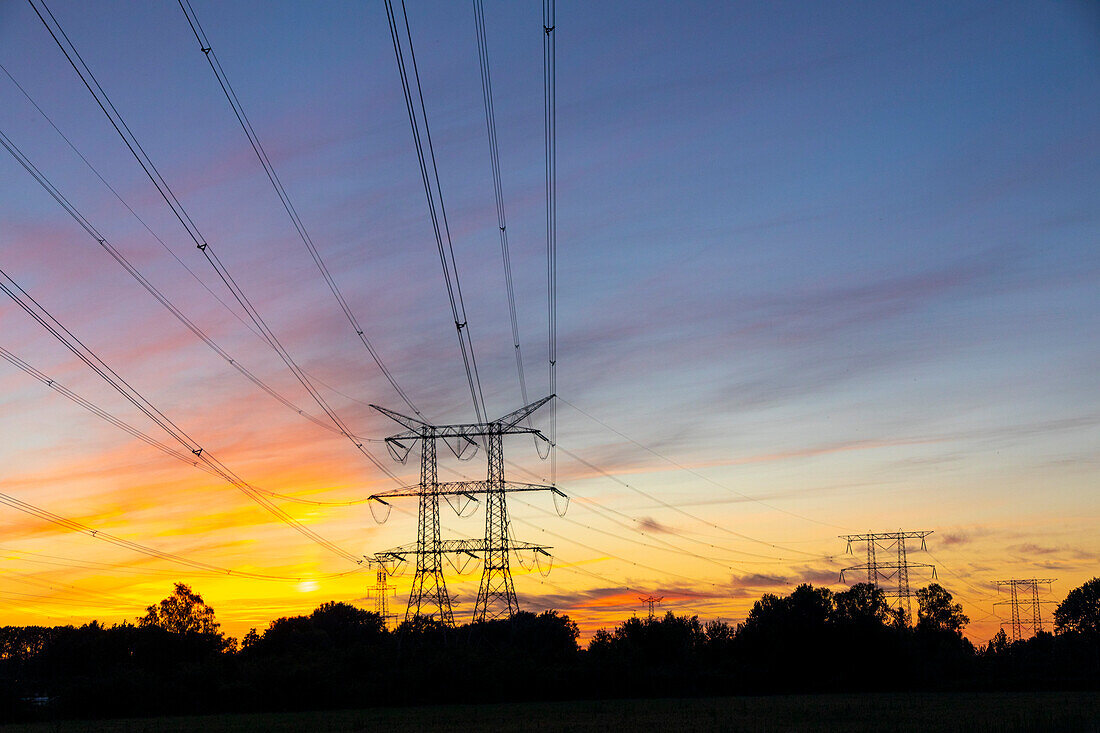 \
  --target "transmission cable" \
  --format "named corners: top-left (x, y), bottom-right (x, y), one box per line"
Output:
top-left (0, 267), bottom-right (363, 563)
top-left (556, 443), bottom-right (837, 560)
top-left (0, 546), bottom-right (235, 578)
top-left (505, 452), bottom-right (836, 562)
top-left (0, 125), bottom-right (381, 450)
top-left (27, 0), bottom-right (398, 481)
top-left (175, 0), bottom-right (423, 420)
top-left (0, 64), bottom-right (389, 447)
top-left (0, 346), bottom-right (375, 507)
top-left (472, 0), bottom-right (530, 409)
top-left (507, 511), bottom-right (723, 588)
top-left (0, 490), bottom-right (365, 582)
top-left (0, 61), bottom-right (255, 340)
top-left (383, 0), bottom-right (487, 424)
top-left (543, 0), bottom-right (558, 485)
top-left (510, 495), bottom-right (737, 571)
top-left (560, 397), bottom-right (851, 531)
